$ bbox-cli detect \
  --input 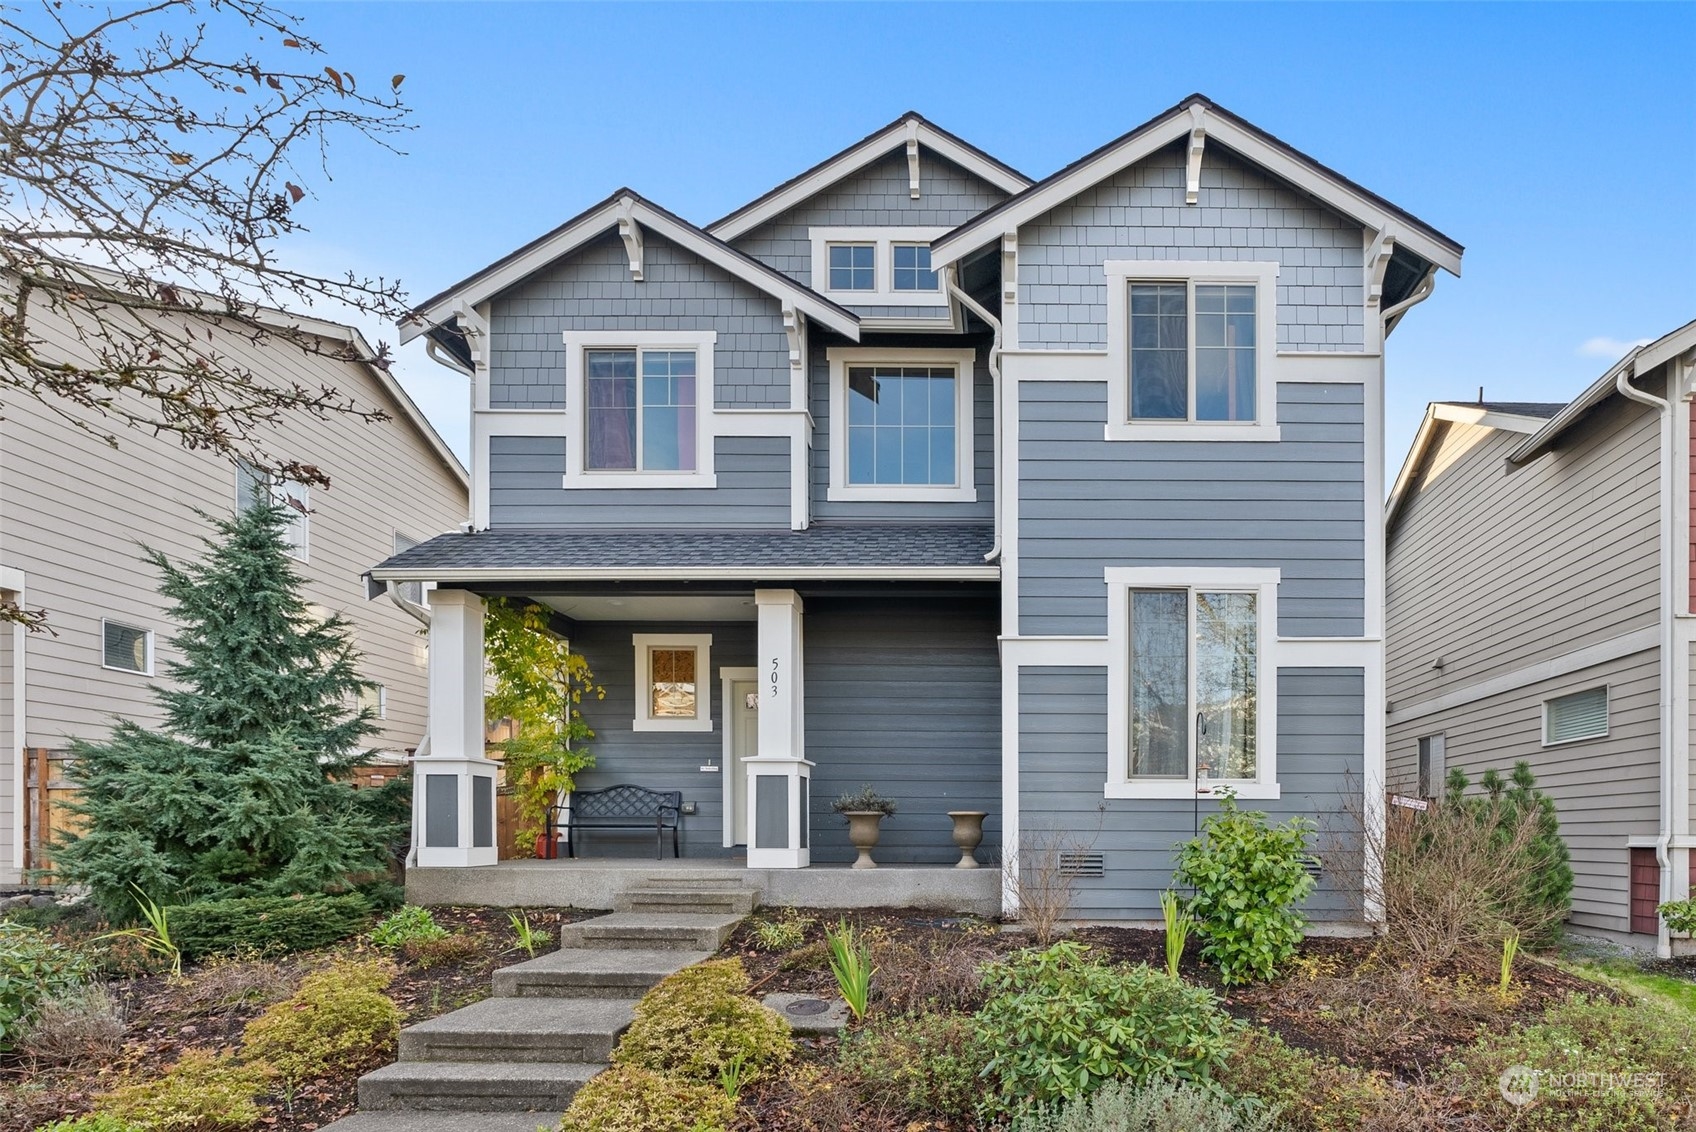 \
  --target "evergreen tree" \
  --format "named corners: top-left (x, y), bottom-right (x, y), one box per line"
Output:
top-left (1445, 759), bottom-right (1575, 944)
top-left (52, 500), bottom-right (399, 919)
